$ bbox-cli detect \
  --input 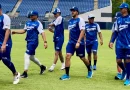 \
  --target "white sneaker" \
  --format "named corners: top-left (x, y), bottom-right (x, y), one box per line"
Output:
top-left (61, 63), bottom-right (65, 70)
top-left (49, 65), bottom-right (55, 72)
top-left (13, 72), bottom-right (20, 84)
